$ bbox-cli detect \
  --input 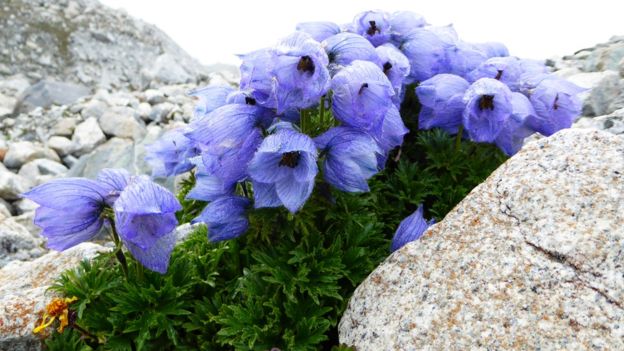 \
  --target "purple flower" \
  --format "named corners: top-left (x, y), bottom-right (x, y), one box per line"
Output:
top-left (190, 85), bottom-right (235, 119)
top-left (388, 11), bottom-right (427, 44)
top-left (390, 205), bottom-right (434, 252)
top-left (295, 21), bottom-right (341, 42)
top-left (322, 33), bottom-right (381, 70)
top-left (240, 32), bottom-right (330, 113)
top-left (445, 41), bottom-right (488, 78)
top-left (375, 43), bottom-right (410, 103)
top-left (248, 129), bottom-right (318, 213)
top-left (192, 196), bottom-right (250, 242)
top-left (472, 42), bottom-right (509, 58)
top-left (330, 60), bottom-right (395, 132)
top-left (372, 105), bottom-right (408, 167)
top-left (22, 179), bottom-right (107, 251)
top-left (400, 27), bottom-right (450, 83)
top-left (114, 176), bottom-right (181, 274)
top-left (96, 168), bottom-right (131, 205)
top-left (495, 93), bottom-right (535, 155)
top-left (525, 76), bottom-right (584, 136)
top-left (468, 56), bottom-right (530, 91)
top-left (315, 127), bottom-right (382, 192)
top-left (462, 78), bottom-right (513, 142)
top-left (416, 74), bottom-right (469, 134)
top-left (145, 128), bottom-right (200, 178)
top-left (351, 10), bottom-right (391, 47)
